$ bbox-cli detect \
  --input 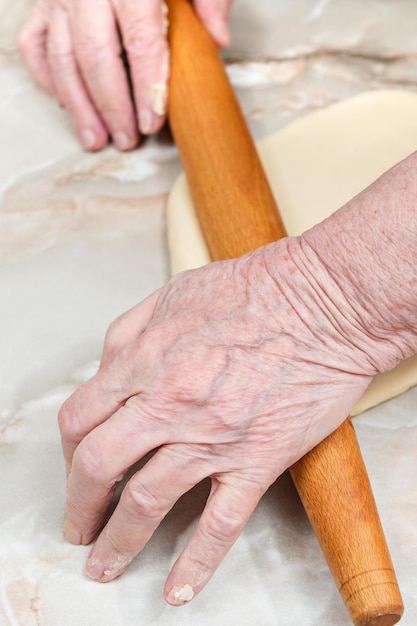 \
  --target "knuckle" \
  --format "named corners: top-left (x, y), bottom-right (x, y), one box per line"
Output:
top-left (102, 528), bottom-right (133, 556)
top-left (76, 38), bottom-right (109, 73)
top-left (74, 438), bottom-right (106, 482)
top-left (202, 506), bottom-right (244, 545)
top-left (104, 317), bottom-right (123, 352)
top-left (57, 400), bottom-right (79, 440)
top-left (123, 17), bottom-right (164, 59)
top-left (124, 477), bottom-right (165, 519)
top-left (185, 549), bottom-right (213, 577)
top-left (48, 46), bottom-right (74, 72)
